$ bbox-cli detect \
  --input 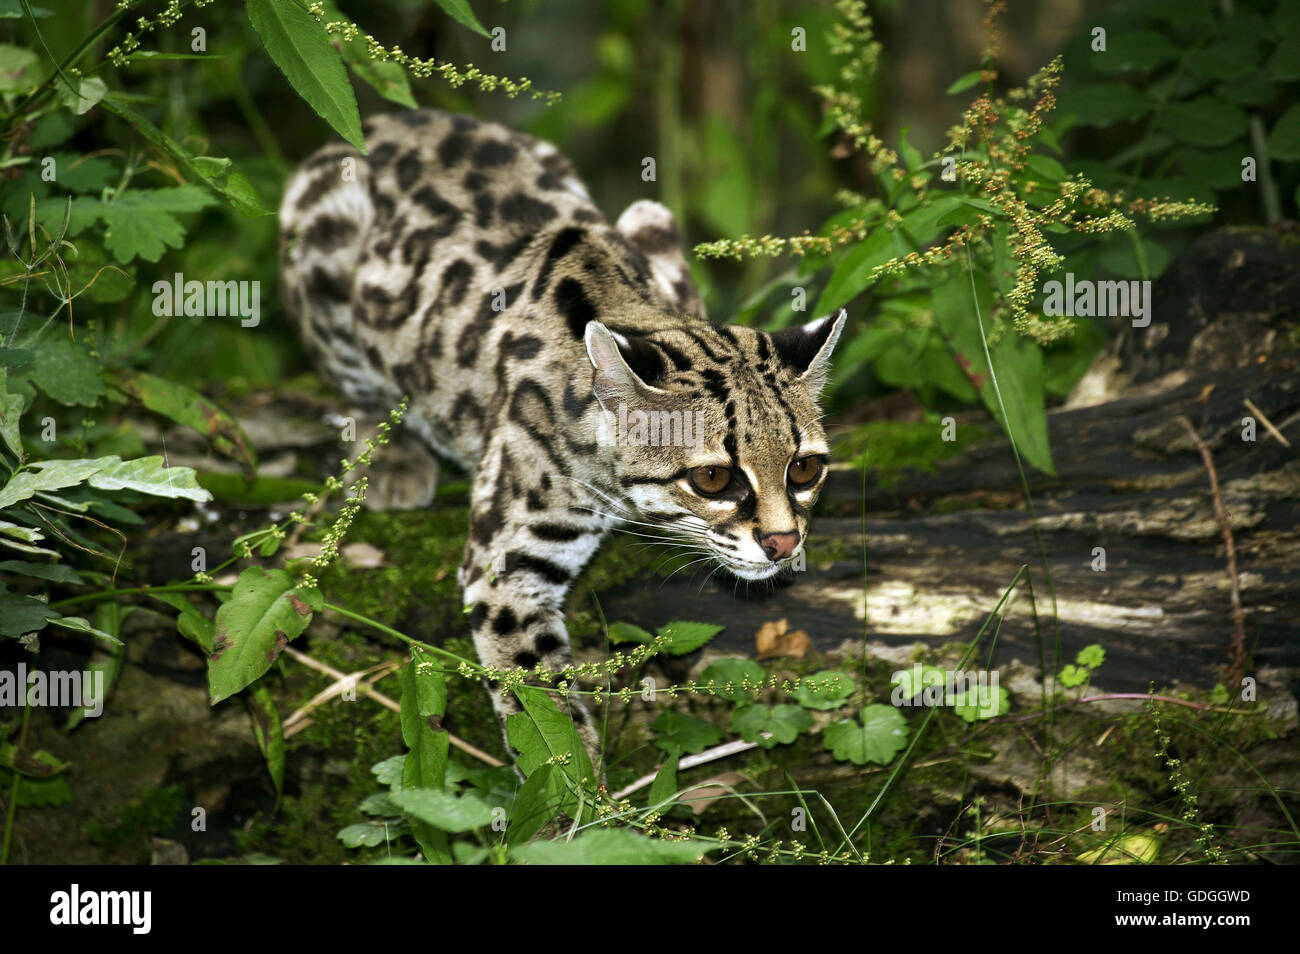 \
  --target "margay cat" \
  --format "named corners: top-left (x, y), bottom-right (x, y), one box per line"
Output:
top-left (278, 109), bottom-right (844, 764)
